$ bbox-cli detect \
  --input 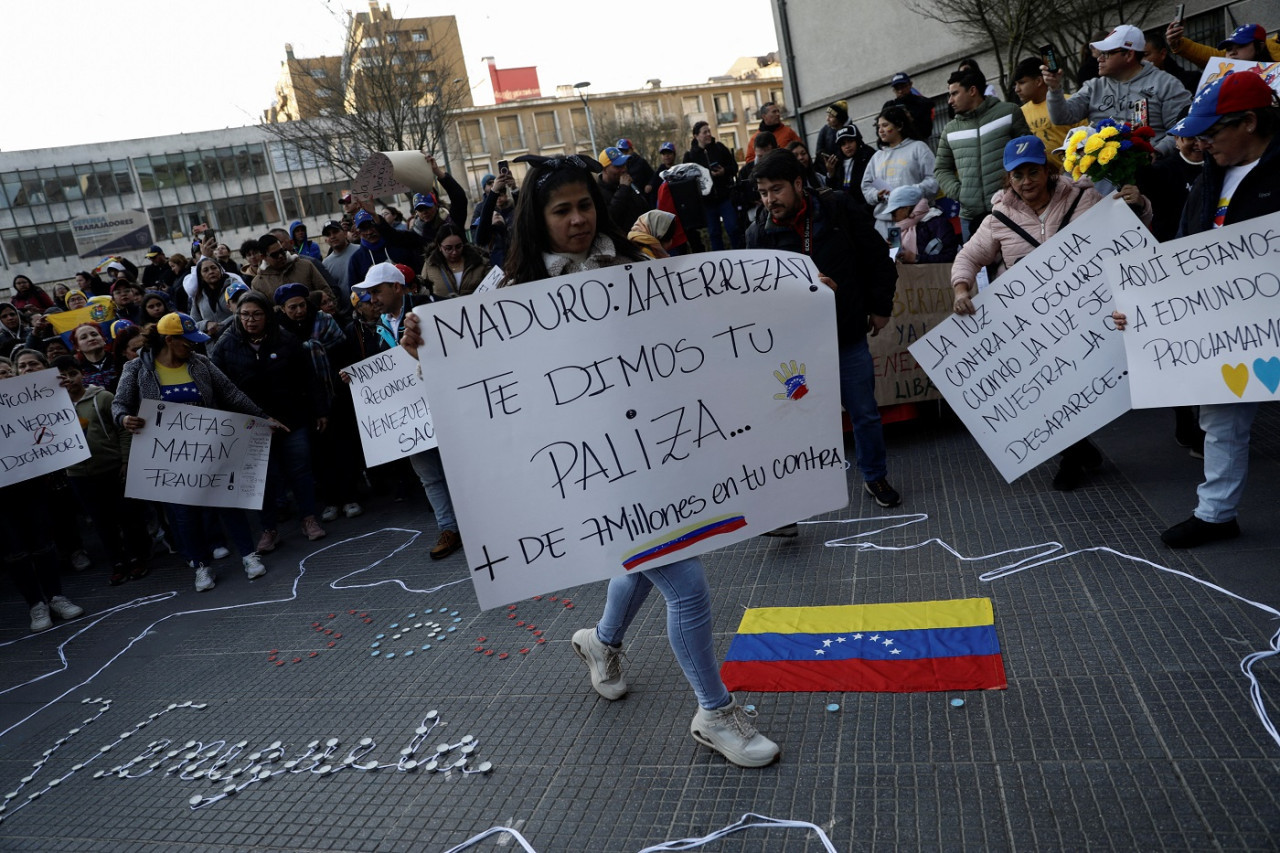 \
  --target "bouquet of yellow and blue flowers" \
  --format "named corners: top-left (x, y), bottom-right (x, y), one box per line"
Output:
top-left (1060, 118), bottom-right (1156, 186)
